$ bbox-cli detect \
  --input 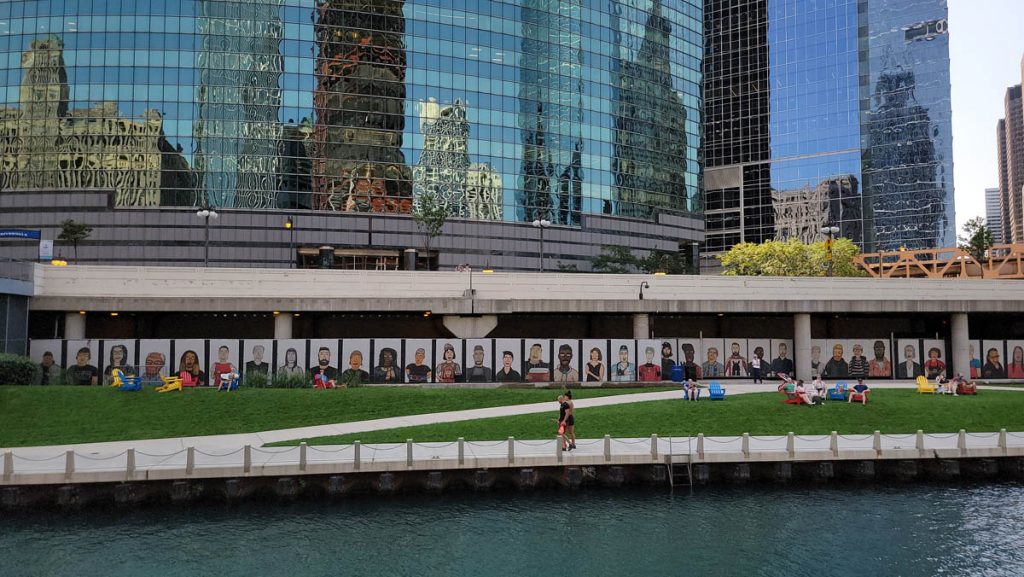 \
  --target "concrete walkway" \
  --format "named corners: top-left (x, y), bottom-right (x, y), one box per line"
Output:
top-left (4, 382), bottom-right (1021, 456)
